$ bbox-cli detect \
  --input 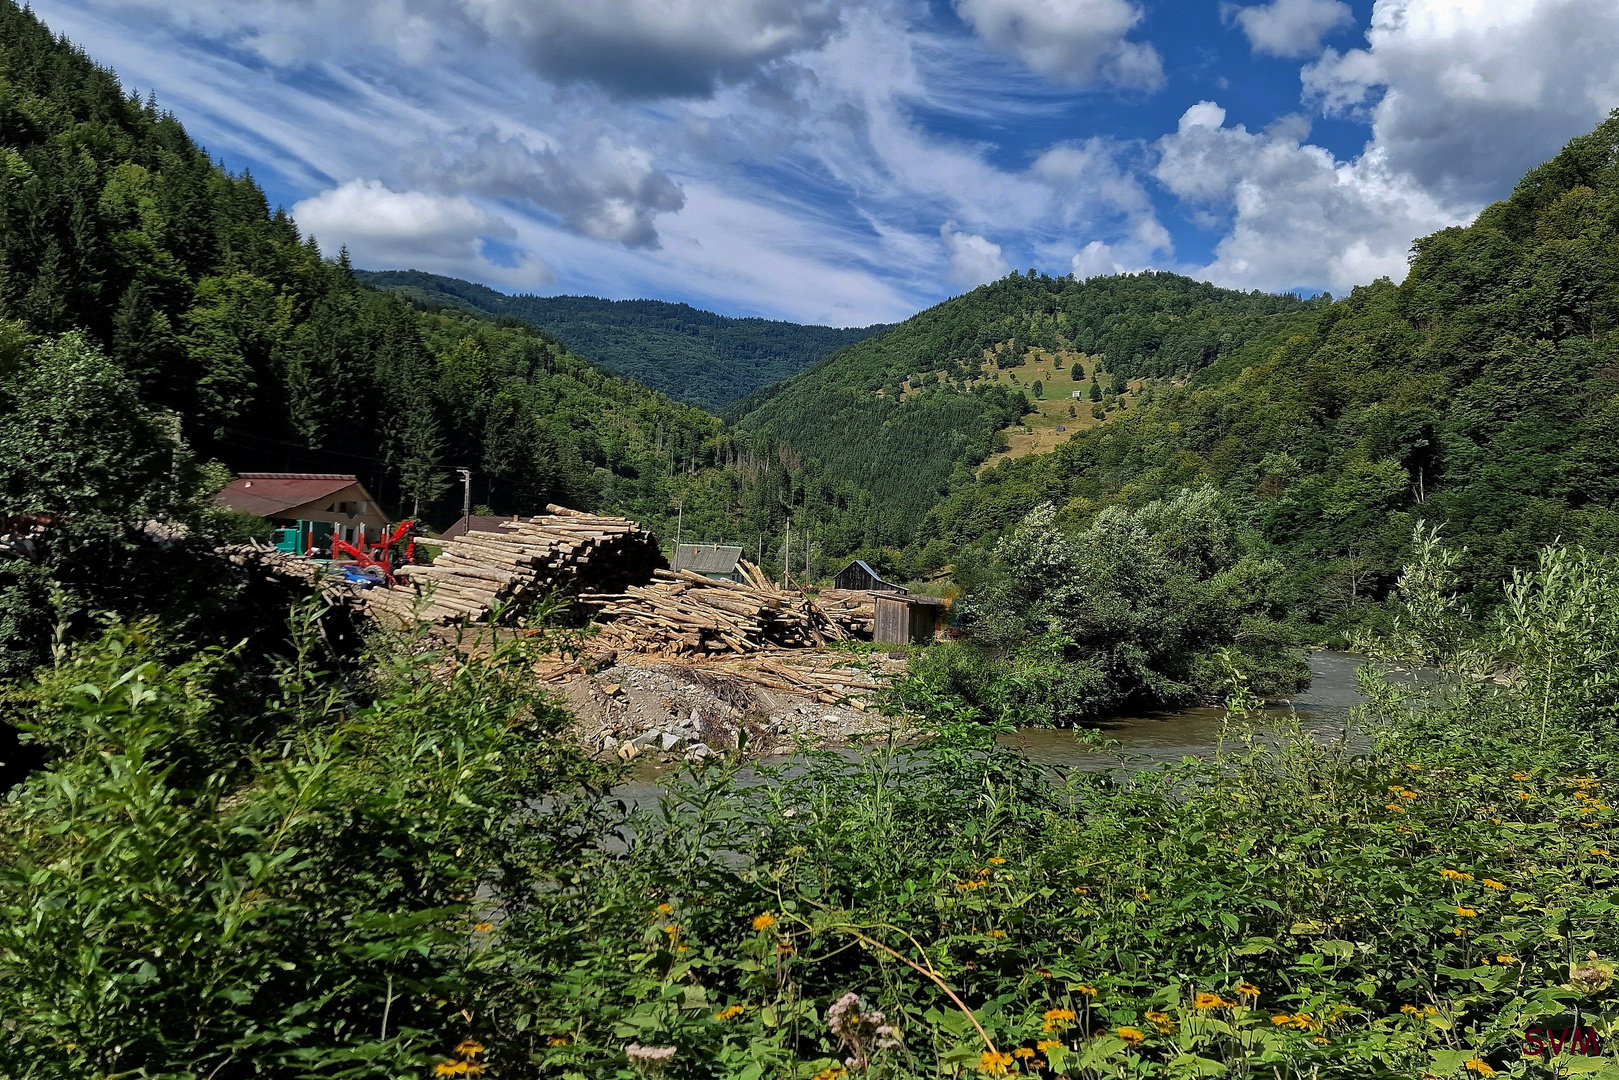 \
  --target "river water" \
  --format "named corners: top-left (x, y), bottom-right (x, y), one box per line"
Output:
top-left (999, 649), bottom-right (1388, 770)
top-left (611, 651), bottom-right (1408, 805)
